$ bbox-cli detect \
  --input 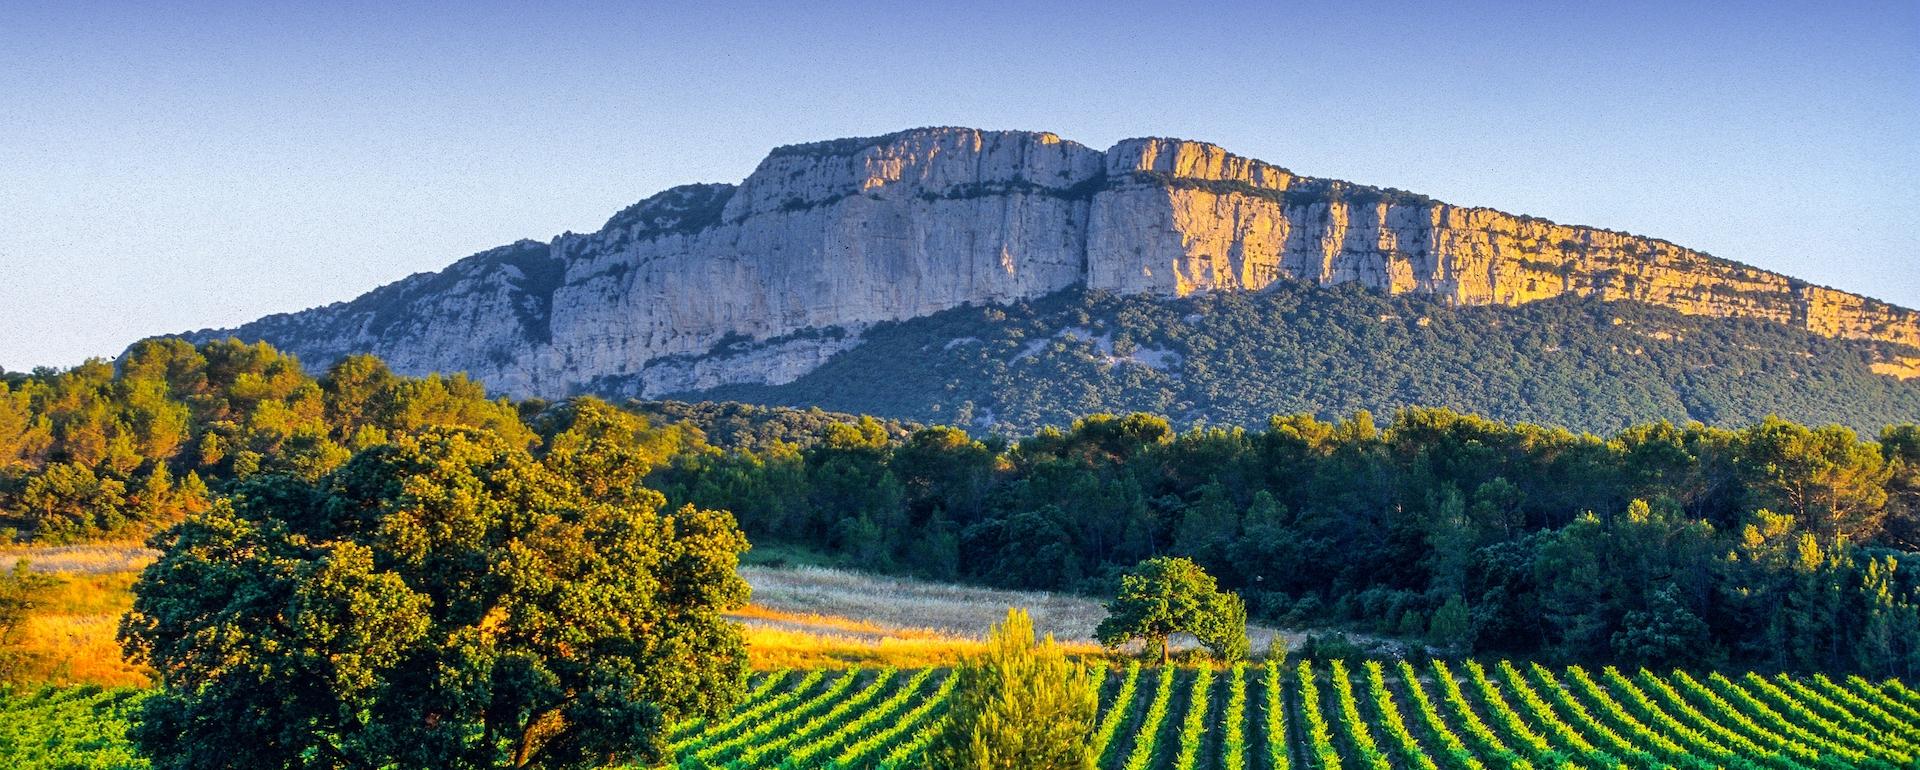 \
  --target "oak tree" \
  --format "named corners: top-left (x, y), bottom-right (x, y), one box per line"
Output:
top-left (1096, 556), bottom-right (1249, 663)
top-left (119, 426), bottom-right (750, 769)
